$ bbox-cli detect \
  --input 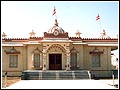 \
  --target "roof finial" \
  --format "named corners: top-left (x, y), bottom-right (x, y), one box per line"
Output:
top-left (99, 29), bottom-right (110, 39)
top-left (2, 32), bottom-right (7, 39)
top-left (29, 29), bottom-right (36, 37)
top-left (116, 34), bottom-right (118, 38)
top-left (75, 30), bottom-right (81, 37)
